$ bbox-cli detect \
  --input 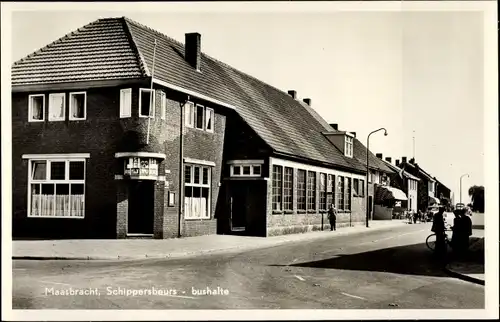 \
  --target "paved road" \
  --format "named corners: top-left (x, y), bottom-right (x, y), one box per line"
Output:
top-left (12, 223), bottom-right (484, 309)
